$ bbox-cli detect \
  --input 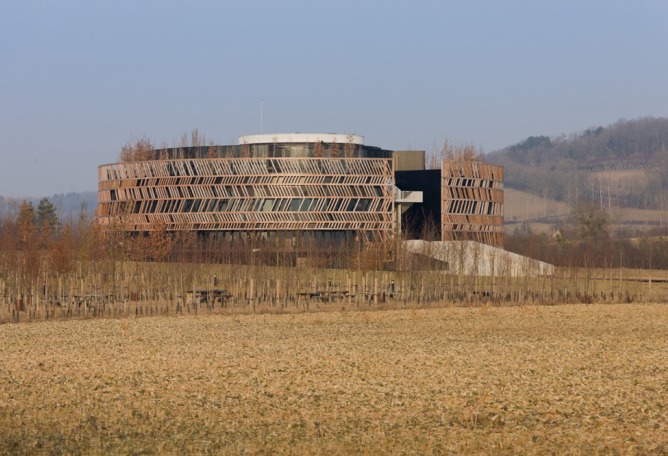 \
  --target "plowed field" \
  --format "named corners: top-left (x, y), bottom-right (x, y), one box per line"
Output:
top-left (1, 304), bottom-right (667, 454)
